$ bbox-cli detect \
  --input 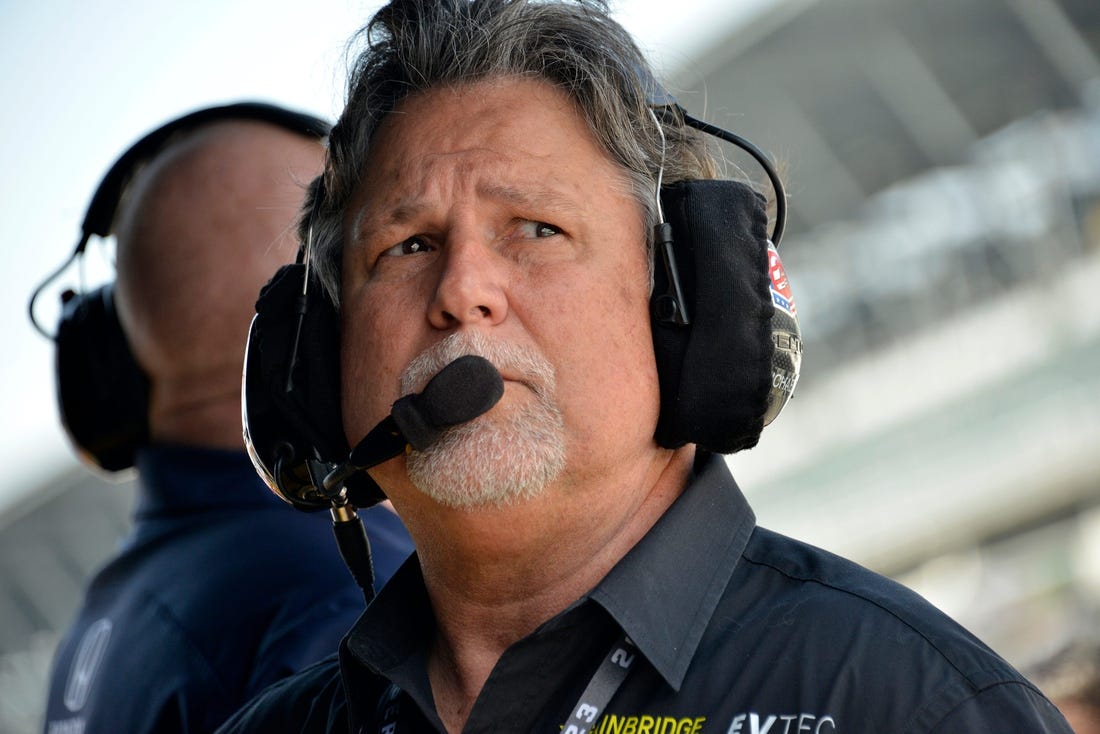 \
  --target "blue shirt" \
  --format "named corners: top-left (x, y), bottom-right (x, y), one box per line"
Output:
top-left (215, 452), bottom-right (1071, 733)
top-left (43, 444), bottom-right (413, 734)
